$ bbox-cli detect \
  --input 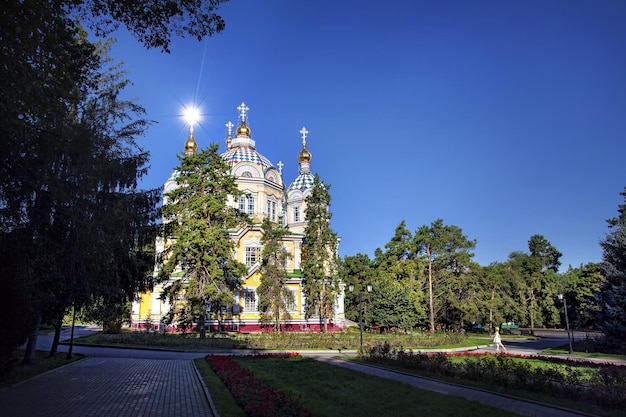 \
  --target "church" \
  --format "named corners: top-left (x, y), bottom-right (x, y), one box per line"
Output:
top-left (131, 103), bottom-right (346, 332)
